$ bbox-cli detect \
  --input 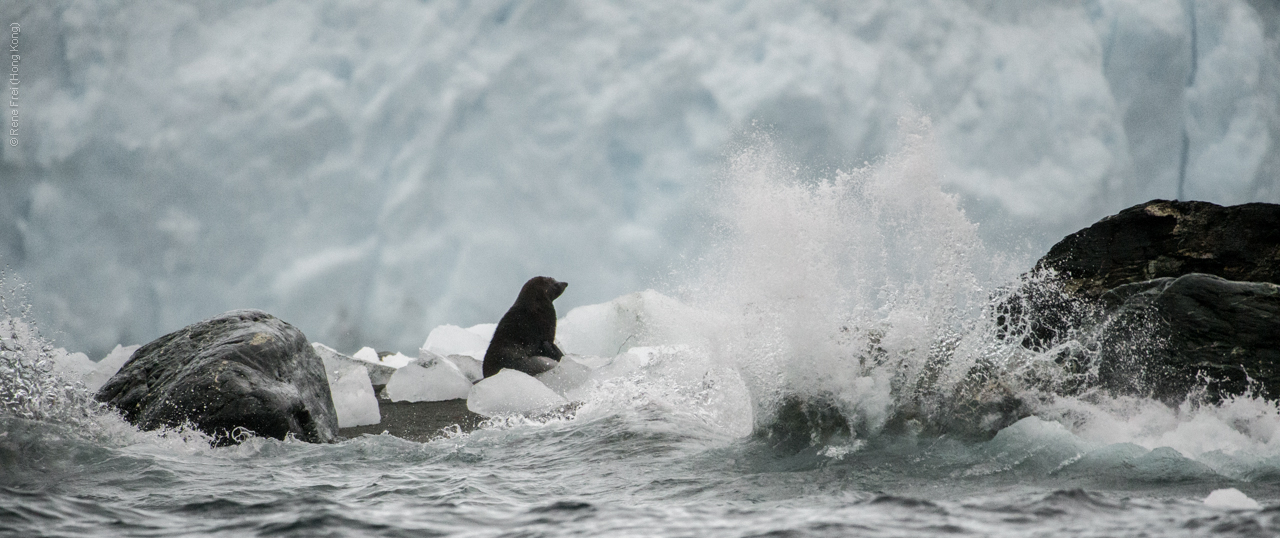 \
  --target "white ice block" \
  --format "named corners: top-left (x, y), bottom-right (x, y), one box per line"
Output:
top-left (422, 324), bottom-right (493, 361)
top-left (466, 369), bottom-right (568, 417)
top-left (535, 356), bottom-right (591, 397)
top-left (313, 343), bottom-right (381, 427)
top-left (444, 354), bottom-right (484, 383)
top-left (383, 352), bottom-right (474, 403)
